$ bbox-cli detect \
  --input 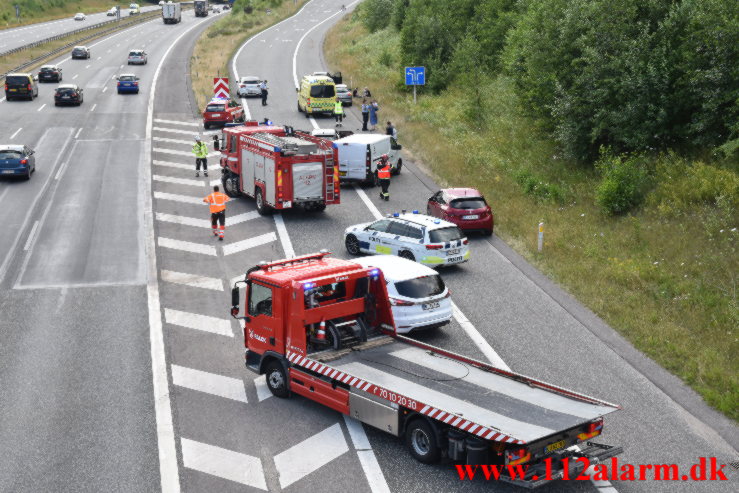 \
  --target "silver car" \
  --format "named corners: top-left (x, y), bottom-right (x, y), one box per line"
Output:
top-left (127, 49), bottom-right (148, 65)
top-left (237, 76), bottom-right (262, 97)
top-left (336, 84), bottom-right (352, 106)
